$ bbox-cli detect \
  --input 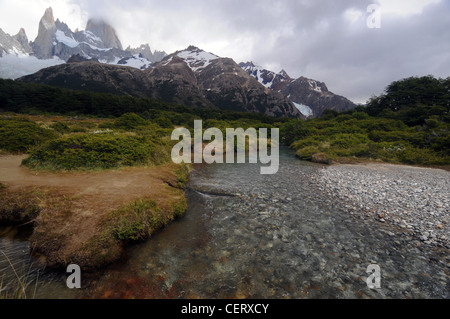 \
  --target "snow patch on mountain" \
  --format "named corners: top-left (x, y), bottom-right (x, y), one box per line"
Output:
top-left (239, 62), bottom-right (277, 88)
top-left (252, 66), bottom-right (275, 88)
top-left (7, 46), bottom-right (28, 57)
top-left (0, 54), bottom-right (64, 79)
top-left (55, 30), bottom-right (79, 48)
top-left (308, 79), bottom-right (322, 92)
top-left (116, 54), bottom-right (152, 70)
top-left (161, 56), bottom-right (173, 66)
top-left (55, 30), bottom-right (111, 53)
top-left (82, 30), bottom-right (102, 45)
